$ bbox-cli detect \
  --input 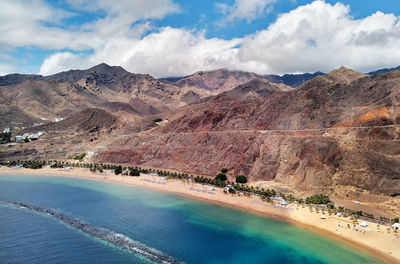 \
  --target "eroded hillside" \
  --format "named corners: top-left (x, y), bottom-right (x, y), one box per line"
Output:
top-left (98, 68), bottom-right (400, 198)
